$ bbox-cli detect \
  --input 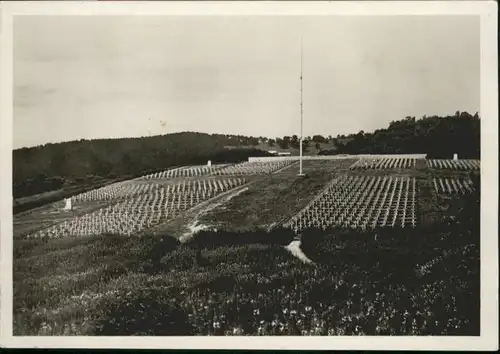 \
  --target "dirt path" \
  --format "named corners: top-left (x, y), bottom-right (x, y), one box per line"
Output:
top-left (178, 186), bottom-right (250, 242)
top-left (285, 240), bottom-right (313, 264)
